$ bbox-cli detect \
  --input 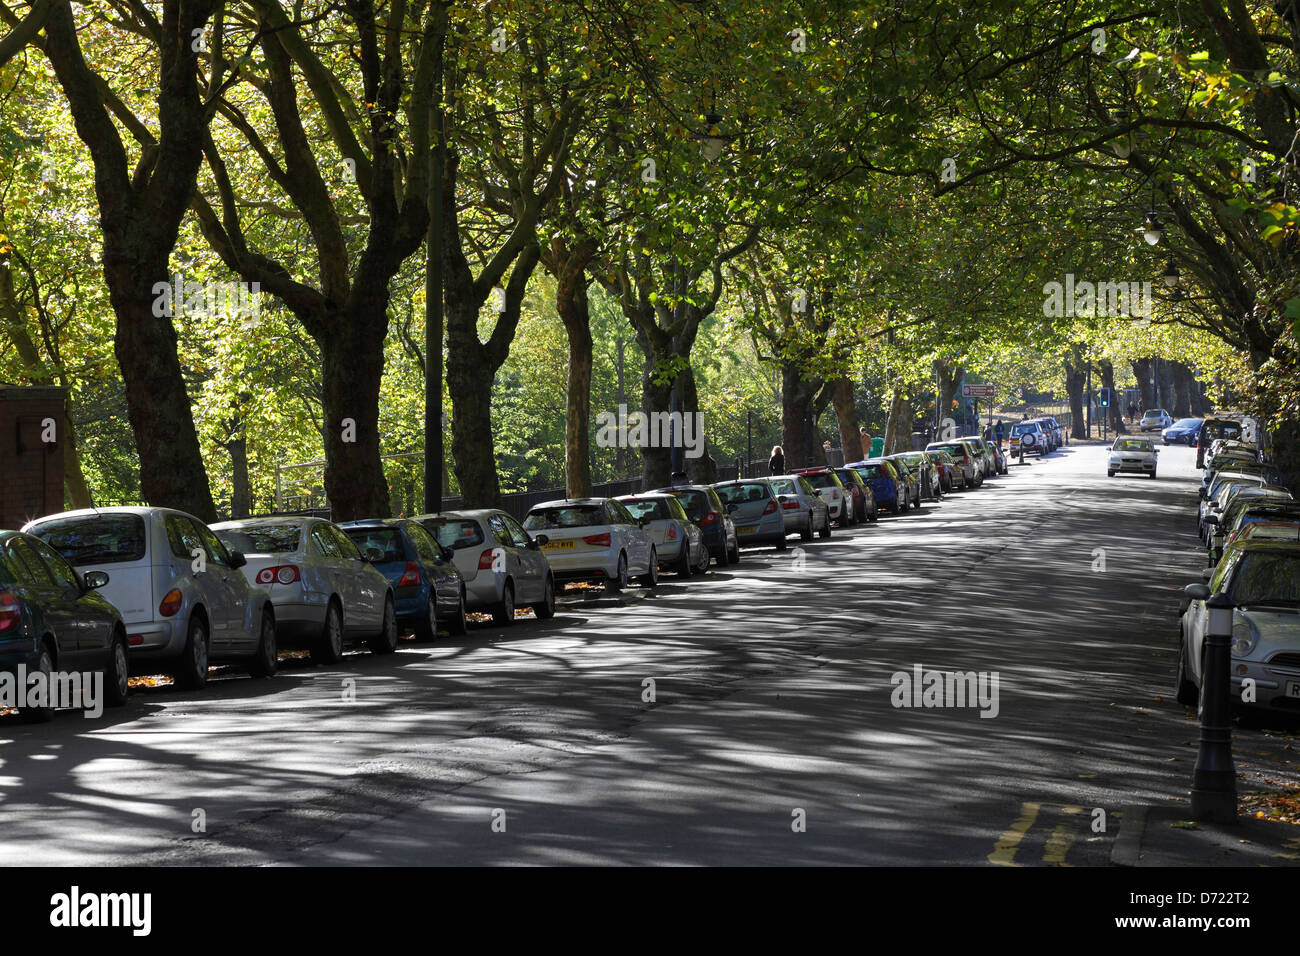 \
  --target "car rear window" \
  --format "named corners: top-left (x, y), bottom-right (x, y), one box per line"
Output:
top-left (342, 527), bottom-right (406, 562)
top-left (215, 523), bottom-right (302, 554)
top-left (420, 517), bottom-right (486, 550)
top-left (1202, 420), bottom-right (1243, 442)
top-left (621, 498), bottom-right (668, 520)
top-left (768, 478), bottom-right (798, 495)
top-left (715, 483), bottom-right (772, 505)
top-left (805, 473), bottom-right (839, 489)
top-left (834, 469), bottom-right (859, 485)
top-left (29, 513), bottom-right (148, 566)
top-left (667, 489), bottom-right (708, 519)
top-left (523, 505), bottom-right (607, 530)
top-left (855, 464), bottom-right (885, 479)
